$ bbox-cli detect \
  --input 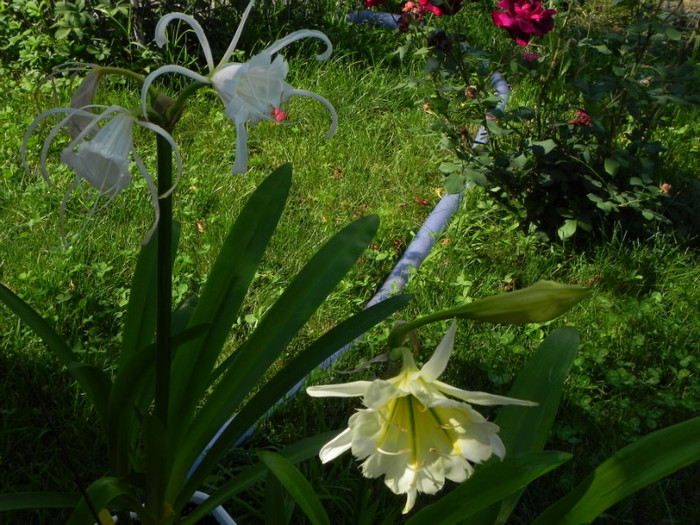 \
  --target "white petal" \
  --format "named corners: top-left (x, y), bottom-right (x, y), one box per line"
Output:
top-left (154, 13), bottom-right (215, 72)
top-left (131, 149), bottom-right (160, 245)
top-left (306, 380), bottom-right (372, 398)
top-left (263, 29), bottom-right (333, 62)
top-left (141, 65), bottom-right (210, 118)
top-left (319, 428), bottom-right (353, 463)
top-left (441, 455), bottom-right (471, 484)
top-left (347, 410), bottom-right (384, 459)
top-left (433, 380), bottom-right (537, 407)
top-left (364, 380), bottom-right (404, 409)
top-left (231, 121), bottom-right (249, 174)
top-left (490, 433), bottom-right (506, 459)
top-left (287, 88), bottom-right (338, 139)
top-left (420, 320), bottom-right (456, 383)
top-left (137, 120), bottom-right (183, 198)
top-left (402, 488), bottom-right (418, 514)
top-left (217, 0), bottom-right (257, 67)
